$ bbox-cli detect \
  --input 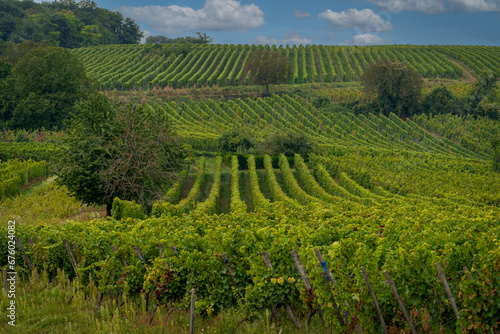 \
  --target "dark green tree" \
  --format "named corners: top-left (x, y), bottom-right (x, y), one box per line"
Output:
top-left (244, 50), bottom-right (292, 96)
top-left (362, 60), bottom-right (424, 117)
top-left (9, 46), bottom-right (91, 129)
top-left (422, 86), bottom-right (457, 115)
top-left (0, 0), bottom-right (142, 48)
top-left (57, 94), bottom-right (186, 215)
top-left (468, 71), bottom-right (499, 119)
top-left (0, 59), bottom-right (15, 125)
